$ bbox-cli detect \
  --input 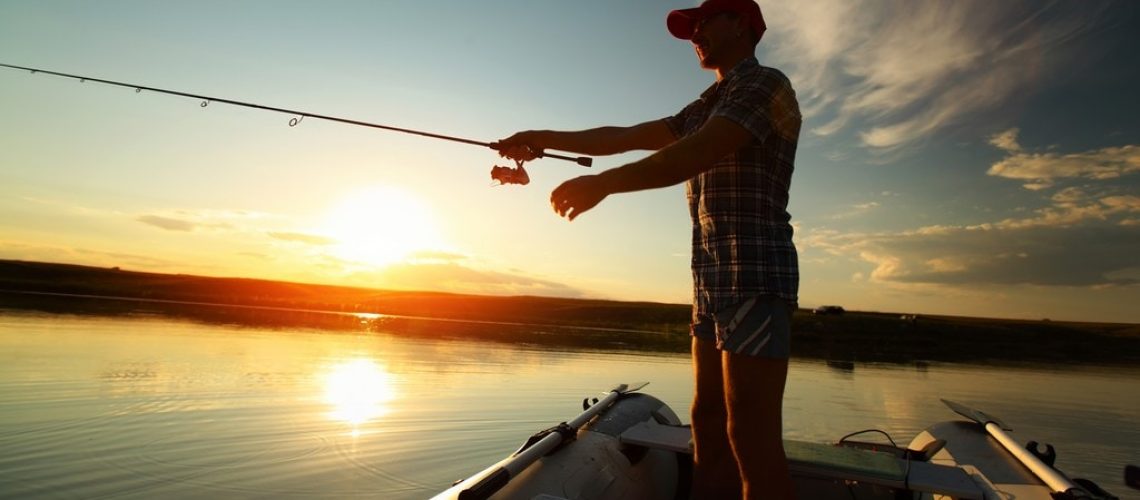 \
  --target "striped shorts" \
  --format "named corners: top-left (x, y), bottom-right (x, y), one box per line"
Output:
top-left (691, 295), bottom-right (792, 358)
